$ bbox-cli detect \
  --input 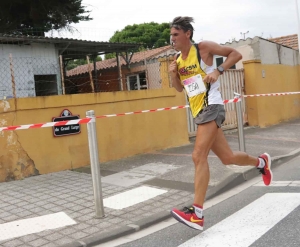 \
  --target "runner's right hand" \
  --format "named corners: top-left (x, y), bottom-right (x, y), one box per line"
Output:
top-left (169, 56), bottom-right (178, 75)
